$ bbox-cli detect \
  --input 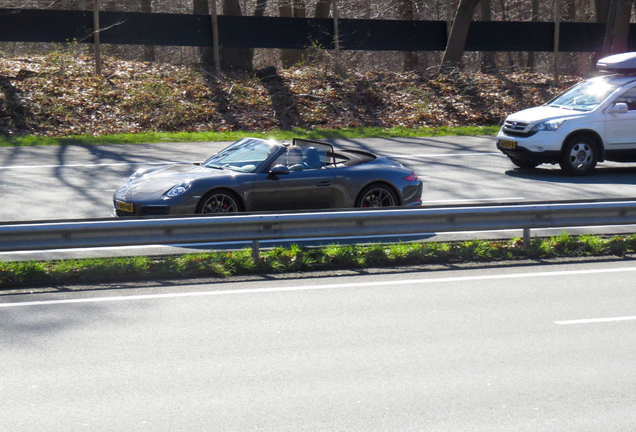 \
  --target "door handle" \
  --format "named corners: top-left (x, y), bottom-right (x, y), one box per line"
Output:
top-left (316, 181), bottom-right (332, 187)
